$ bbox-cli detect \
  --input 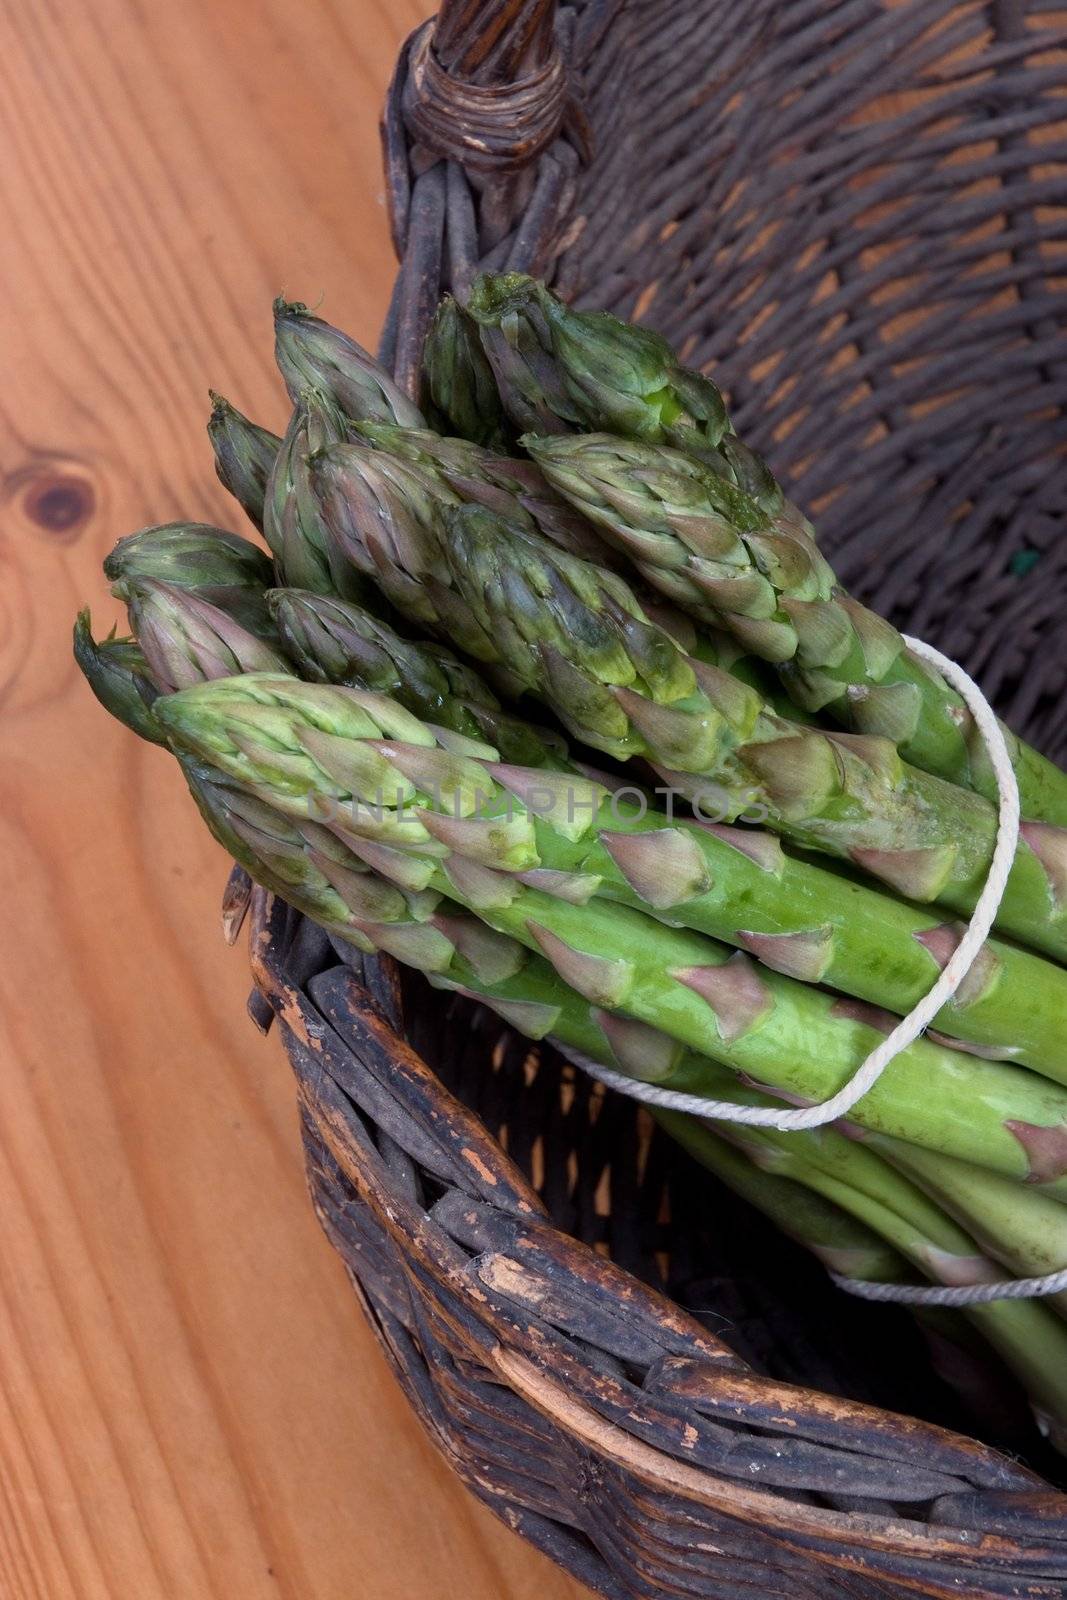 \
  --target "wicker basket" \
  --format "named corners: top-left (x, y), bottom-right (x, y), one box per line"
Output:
top-left (246, 2), bottom-right (1067, 1593)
